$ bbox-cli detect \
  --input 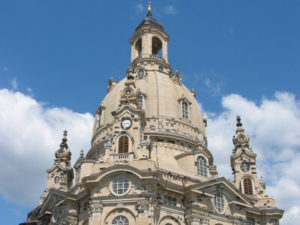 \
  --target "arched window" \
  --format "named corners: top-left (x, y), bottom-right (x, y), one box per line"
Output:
top-left (214, 193), bottom-right (225, 213)
top-left (135, 38), bottom-right (142, 56)
top-left (112, 215), bottom-right (129, 225)
top-left (243, 178), bottom-right (253, 195)
top-left (152, 36), bottom-right (162, 56)
top-left (182, 102), bottom-right (189, 119)
top-left (118, 136), bottom-right (129, 153)
top-left (197, 156), bottom-right (207, 177)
